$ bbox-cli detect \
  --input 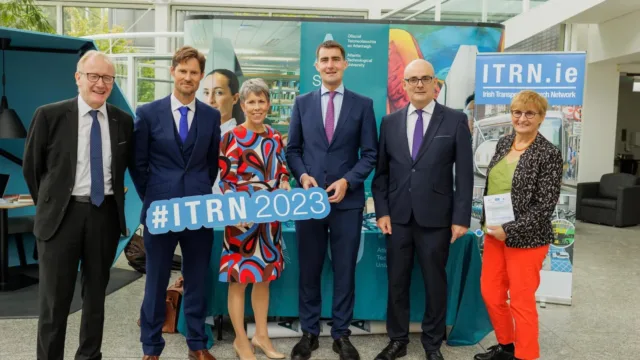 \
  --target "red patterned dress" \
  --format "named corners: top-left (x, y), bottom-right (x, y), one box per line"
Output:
top-left (217, 125), bottom-right (289, 283)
